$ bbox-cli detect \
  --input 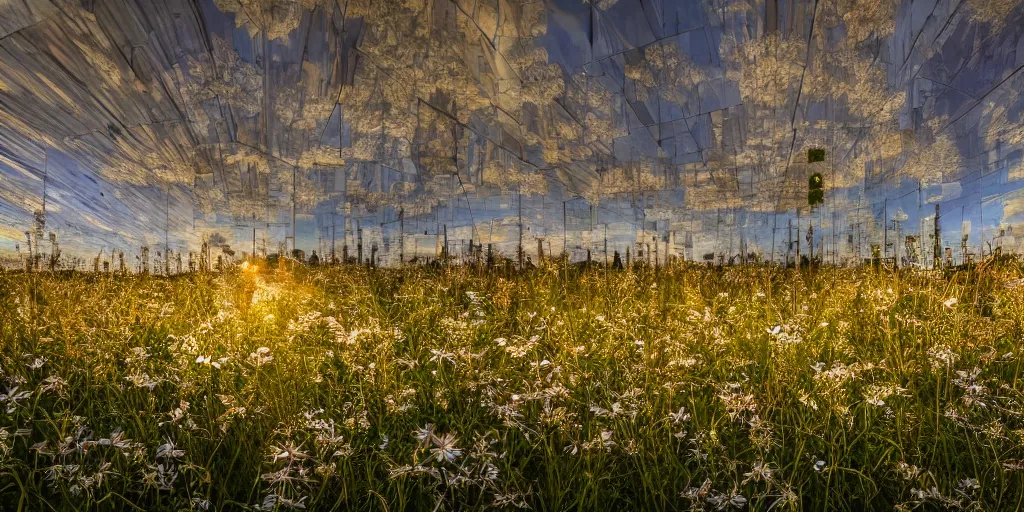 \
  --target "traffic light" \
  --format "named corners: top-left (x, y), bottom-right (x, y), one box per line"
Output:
top-left (808, 148), bottom-right (825, 206)
top-left (808, 172), bottom-right (824, 206)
